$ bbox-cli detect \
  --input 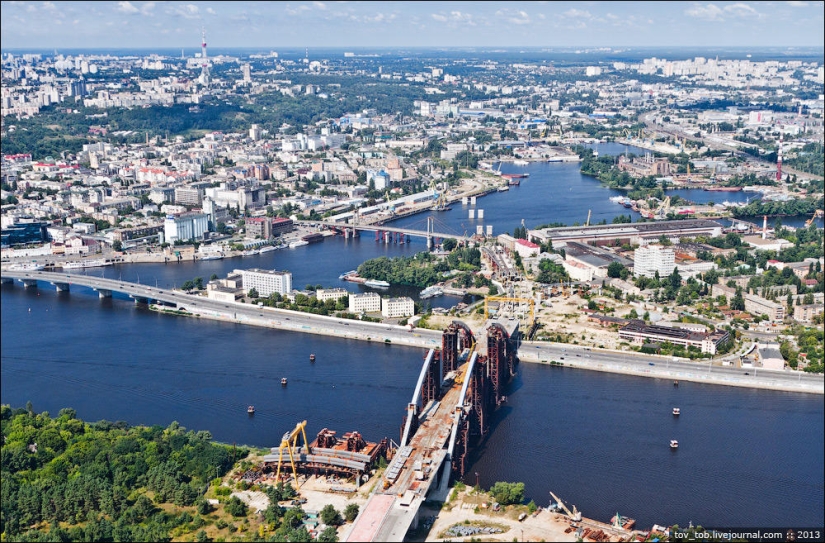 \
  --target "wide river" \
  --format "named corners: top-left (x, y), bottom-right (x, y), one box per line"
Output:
top-left (2, 145), bottom-right (823, 529)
